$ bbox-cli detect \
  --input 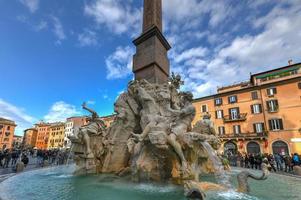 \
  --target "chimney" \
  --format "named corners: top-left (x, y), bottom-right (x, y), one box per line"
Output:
top-left (288, 59), bottom-right (293, 65)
